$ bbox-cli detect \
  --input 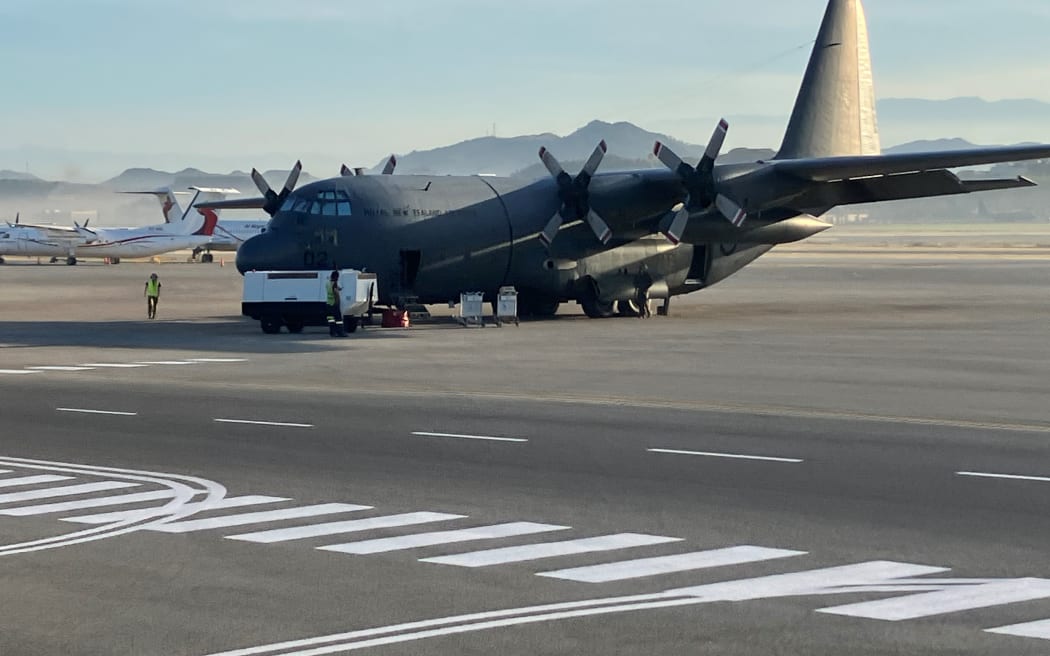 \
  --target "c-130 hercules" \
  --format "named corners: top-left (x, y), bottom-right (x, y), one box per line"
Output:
top-left (216, 0), bottom-right (1050, 318)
